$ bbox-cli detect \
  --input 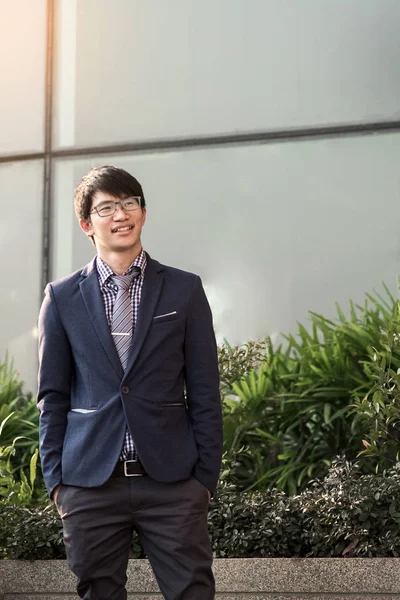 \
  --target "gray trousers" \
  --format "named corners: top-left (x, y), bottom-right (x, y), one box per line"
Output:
top-left (56, 475), bottom-right (214, 600)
